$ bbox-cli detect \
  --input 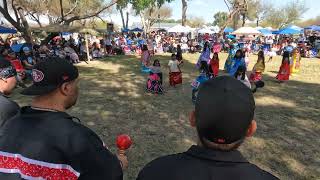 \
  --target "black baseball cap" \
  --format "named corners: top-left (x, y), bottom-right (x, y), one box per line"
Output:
top-left (195, 76), bottom-right (255, 144)
top-left (21, 58), bottom-right (79, 96)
